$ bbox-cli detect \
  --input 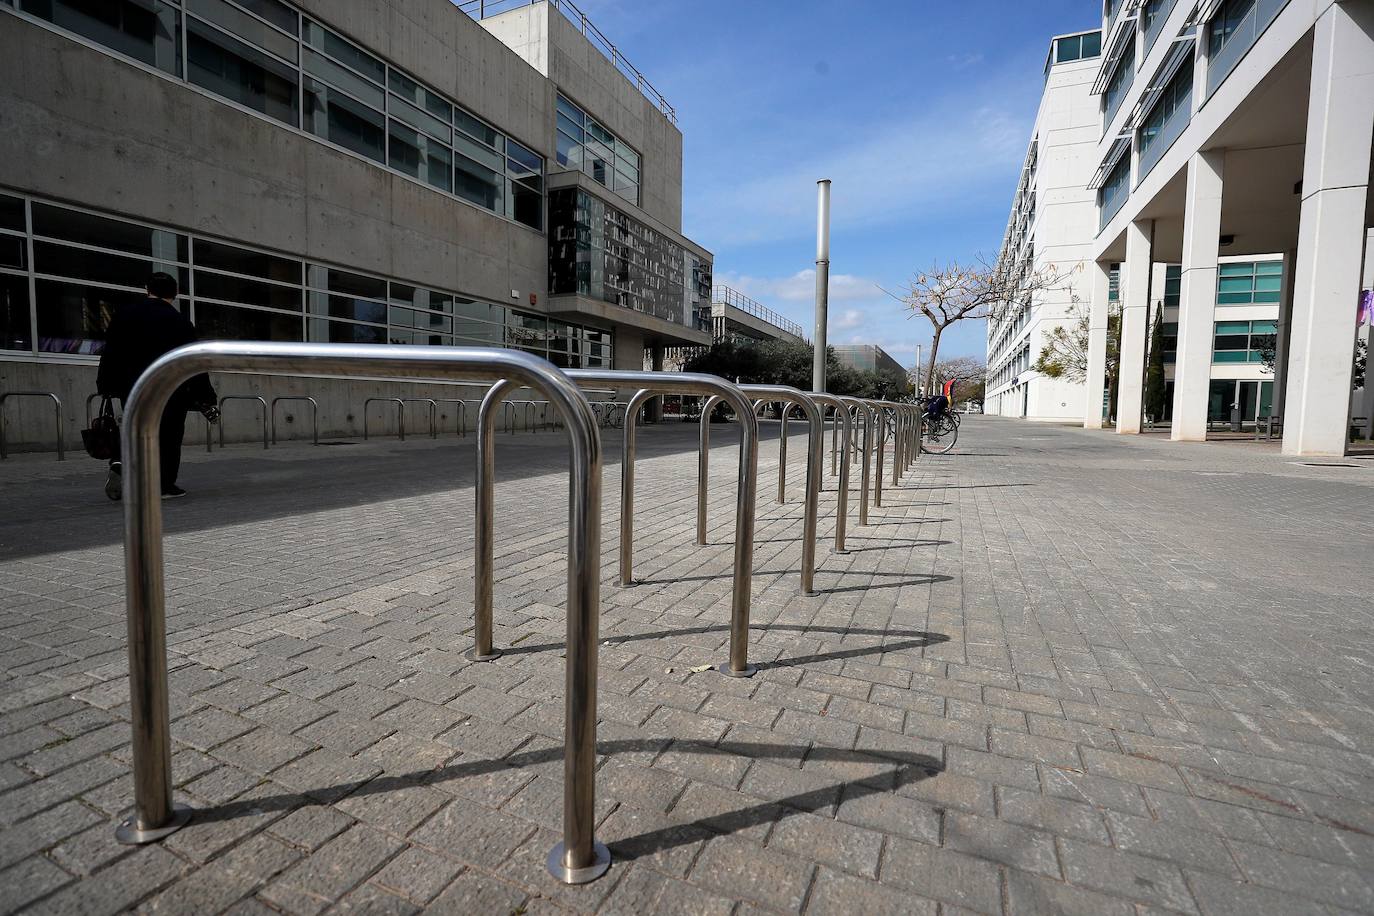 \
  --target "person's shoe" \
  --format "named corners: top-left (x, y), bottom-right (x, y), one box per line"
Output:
top-left (161, 485), bottom-right (187, 500)
top-left (104, 462), bottom-right (122, 501)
